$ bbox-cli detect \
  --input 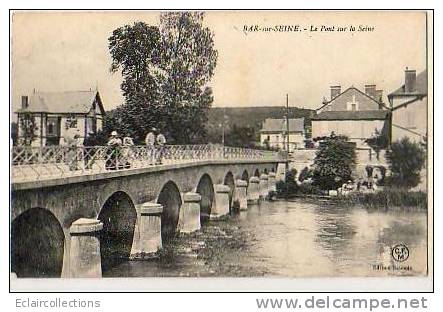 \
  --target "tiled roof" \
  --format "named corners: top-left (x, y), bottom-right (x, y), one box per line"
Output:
top-left (312, 110), bottom-right (389, 121)
top-left (260, 118), bottom-right (304, 132)
top-left (16, 90), bottom-right (102, 114)
top-left (388, 70), bottom-right (427, 97)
